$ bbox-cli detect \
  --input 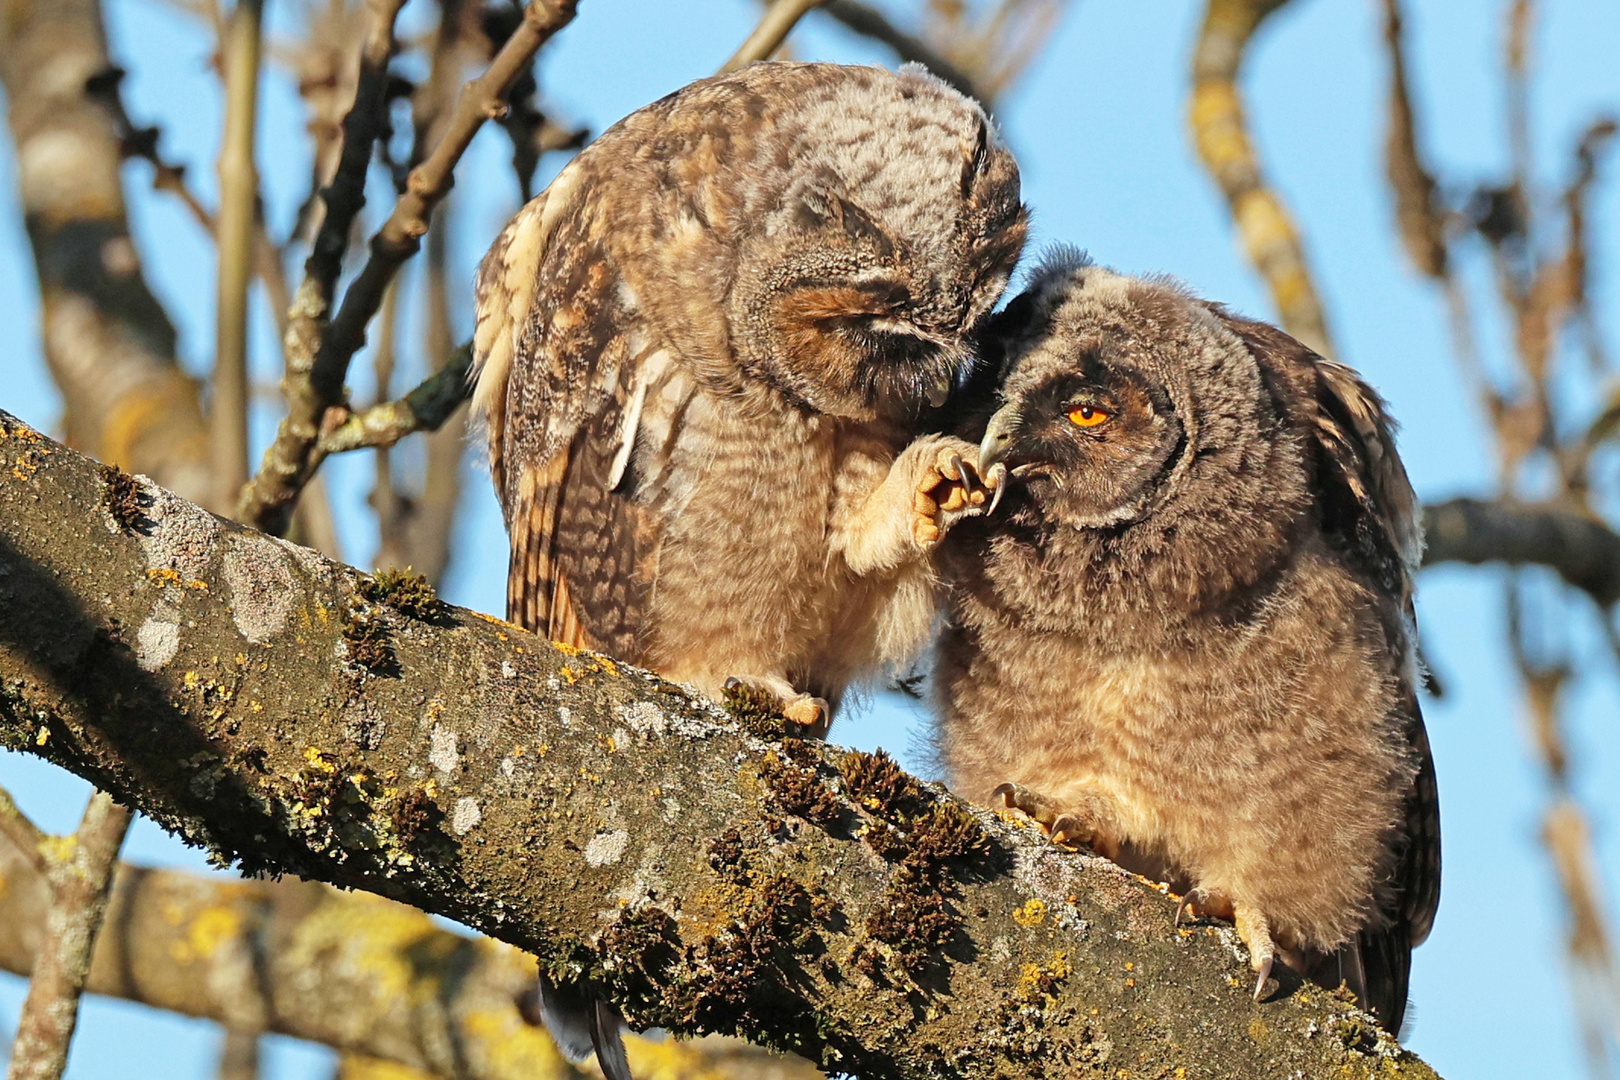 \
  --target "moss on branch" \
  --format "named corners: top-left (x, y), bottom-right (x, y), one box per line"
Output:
top-left (0, 409), bottom-right (1441, 1080)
